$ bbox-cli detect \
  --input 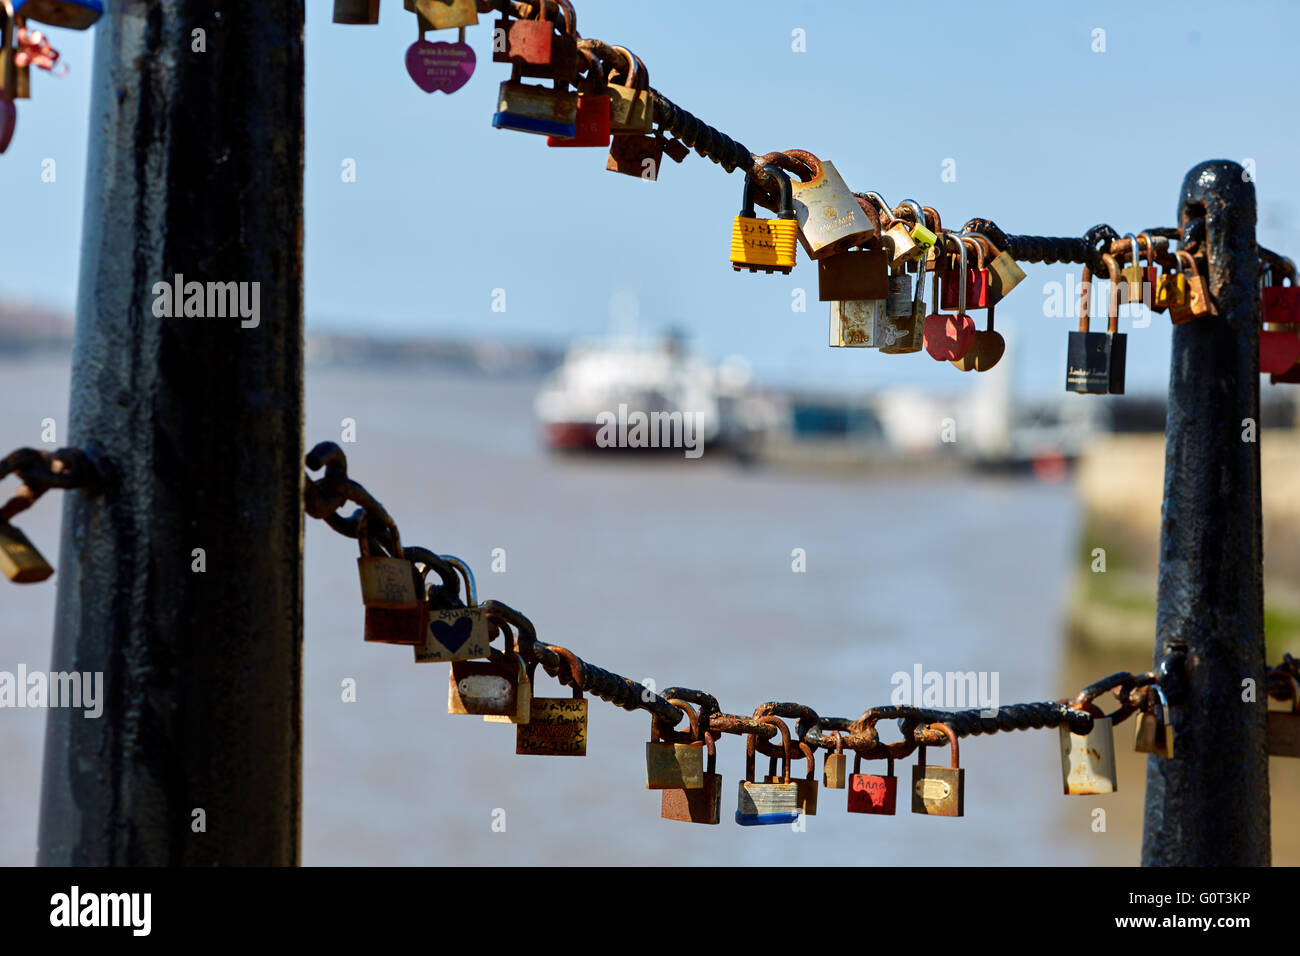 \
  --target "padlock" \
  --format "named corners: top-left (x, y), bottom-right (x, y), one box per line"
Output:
top-left (924, 236), bottom-right (975, 361)
top-left (0, 518), bottom-right (53, 583)
top-left (491, 0), bottom-right (577, 83)
top-left (847, 750), bottom-right (897, 815)
top-left (901, 199), bottom-right (938, 254)
top-left (735, 716), bottom-right (802, 826)
top-left (13, 0), bottom-right (101, 30)
top-left (448, 650), bottom-right (531, 723)
top-left (492, 66), bottom-right (578, 139)
top-left (1065, 256), bottom-right (1126, 394)
top-left (356, 516), bottom-right (426, 646)
top-left (605, 131), bottom-right (663, 180)
top-left (1118, 233), bottom-right (1150, 308)
top-left (1172, 249), bottom-right (1215, 322)
top-left (730, 164), bottom-right (798, 274)
top-left (762, 740), bottom-right (818, 814)
top-left (662, 727), bottom-right (723, 824)
top-left (829, 299), bottom-right (886, 348)
top-left (516, 650), bottom-right (588, 756)
top-left (1267, 676), bottom-right (1300, 757)
top-left (781, 149), bottom-right (875, 259)
top-left (861, 192), bottom-right (917, 268)
top-left (546, 48), bottom-right (610, 148)
top-left (415, 553), bottom-right (491, 661)
top-left (414, 0), bottom-right (477, 30)
top-left (1134, 685), bottom-right (1175, 759)
top-left (880, 253), bottom-right (927, 354)
top-left (646, 702), bottom-right (705, 789)
top-left (1263, 258), bottom-right (1300, 326)
top-left (817, 247), bottom-right (889, 302)
top-left (822, 733), bottom-right (847, 789)
top-left (604, 45), bottom-right (654, 135)
top-left (886, 270), bottom-right (913, 316)
top-left (333, 0), bottom-right (379, 24)
top-left (911, 722), bottom-right (964, 817)
top-left (1059, 702), bottom-right (1117, 794)
top-left (971, 231), bottom-right (1026, 305)
top-left (951, 301), bottom-right (1005, 372)
top-left (940, 234), bottom-right (989, 310)
top-left (876, 268), bottom-right (919, 352)
top-left (1154, 249), bottom-right (1188, 316)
